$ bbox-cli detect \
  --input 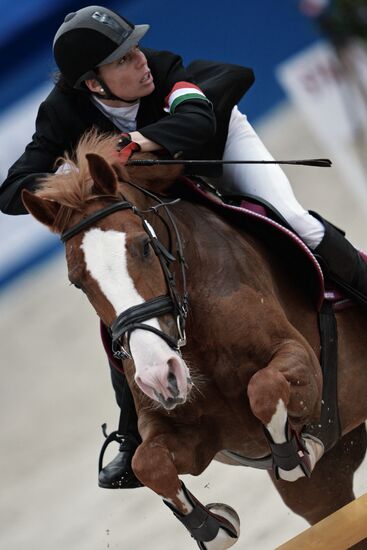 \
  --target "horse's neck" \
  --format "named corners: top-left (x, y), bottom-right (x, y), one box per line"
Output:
top-left (120, 188), bottom-right (272, 297)
top-left (119, 183), bottom-right (152, 210)
top-left (173, 200), bottom-right (271, 294)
